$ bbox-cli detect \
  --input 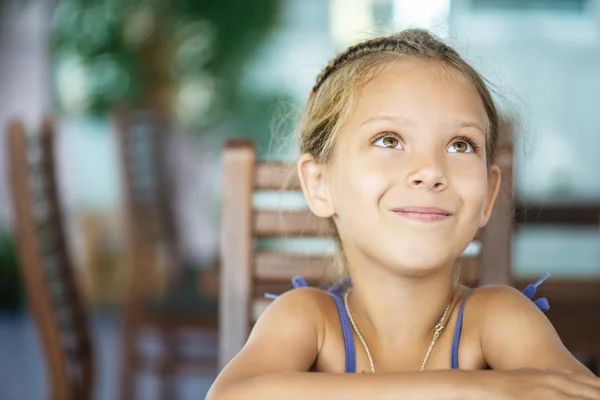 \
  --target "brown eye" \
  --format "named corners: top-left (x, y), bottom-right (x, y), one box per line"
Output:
top-left (383, 137), bottom-right (398, 147)
top-left (448, 141), bottom-right (472, 153)
top-left (374, 134), bottom-right (403, 149)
